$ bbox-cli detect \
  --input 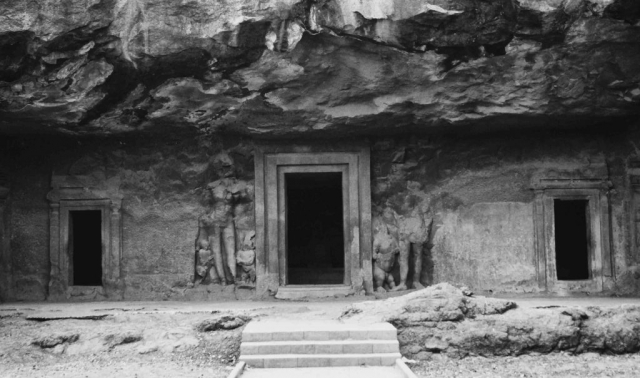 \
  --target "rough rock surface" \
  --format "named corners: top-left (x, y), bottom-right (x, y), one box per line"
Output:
top-left (0, 307), bottom-right (250, 378)
top-left (412, 353), bottom-right (640, 378)
top-left (31, 333), bottom-right (80, 349)
top-left (341, 283), bottom-right (640, 358)
top-left (0, 0), bottom-right (639, 135)
top-left (195, 315), bottom-right (251, 332)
